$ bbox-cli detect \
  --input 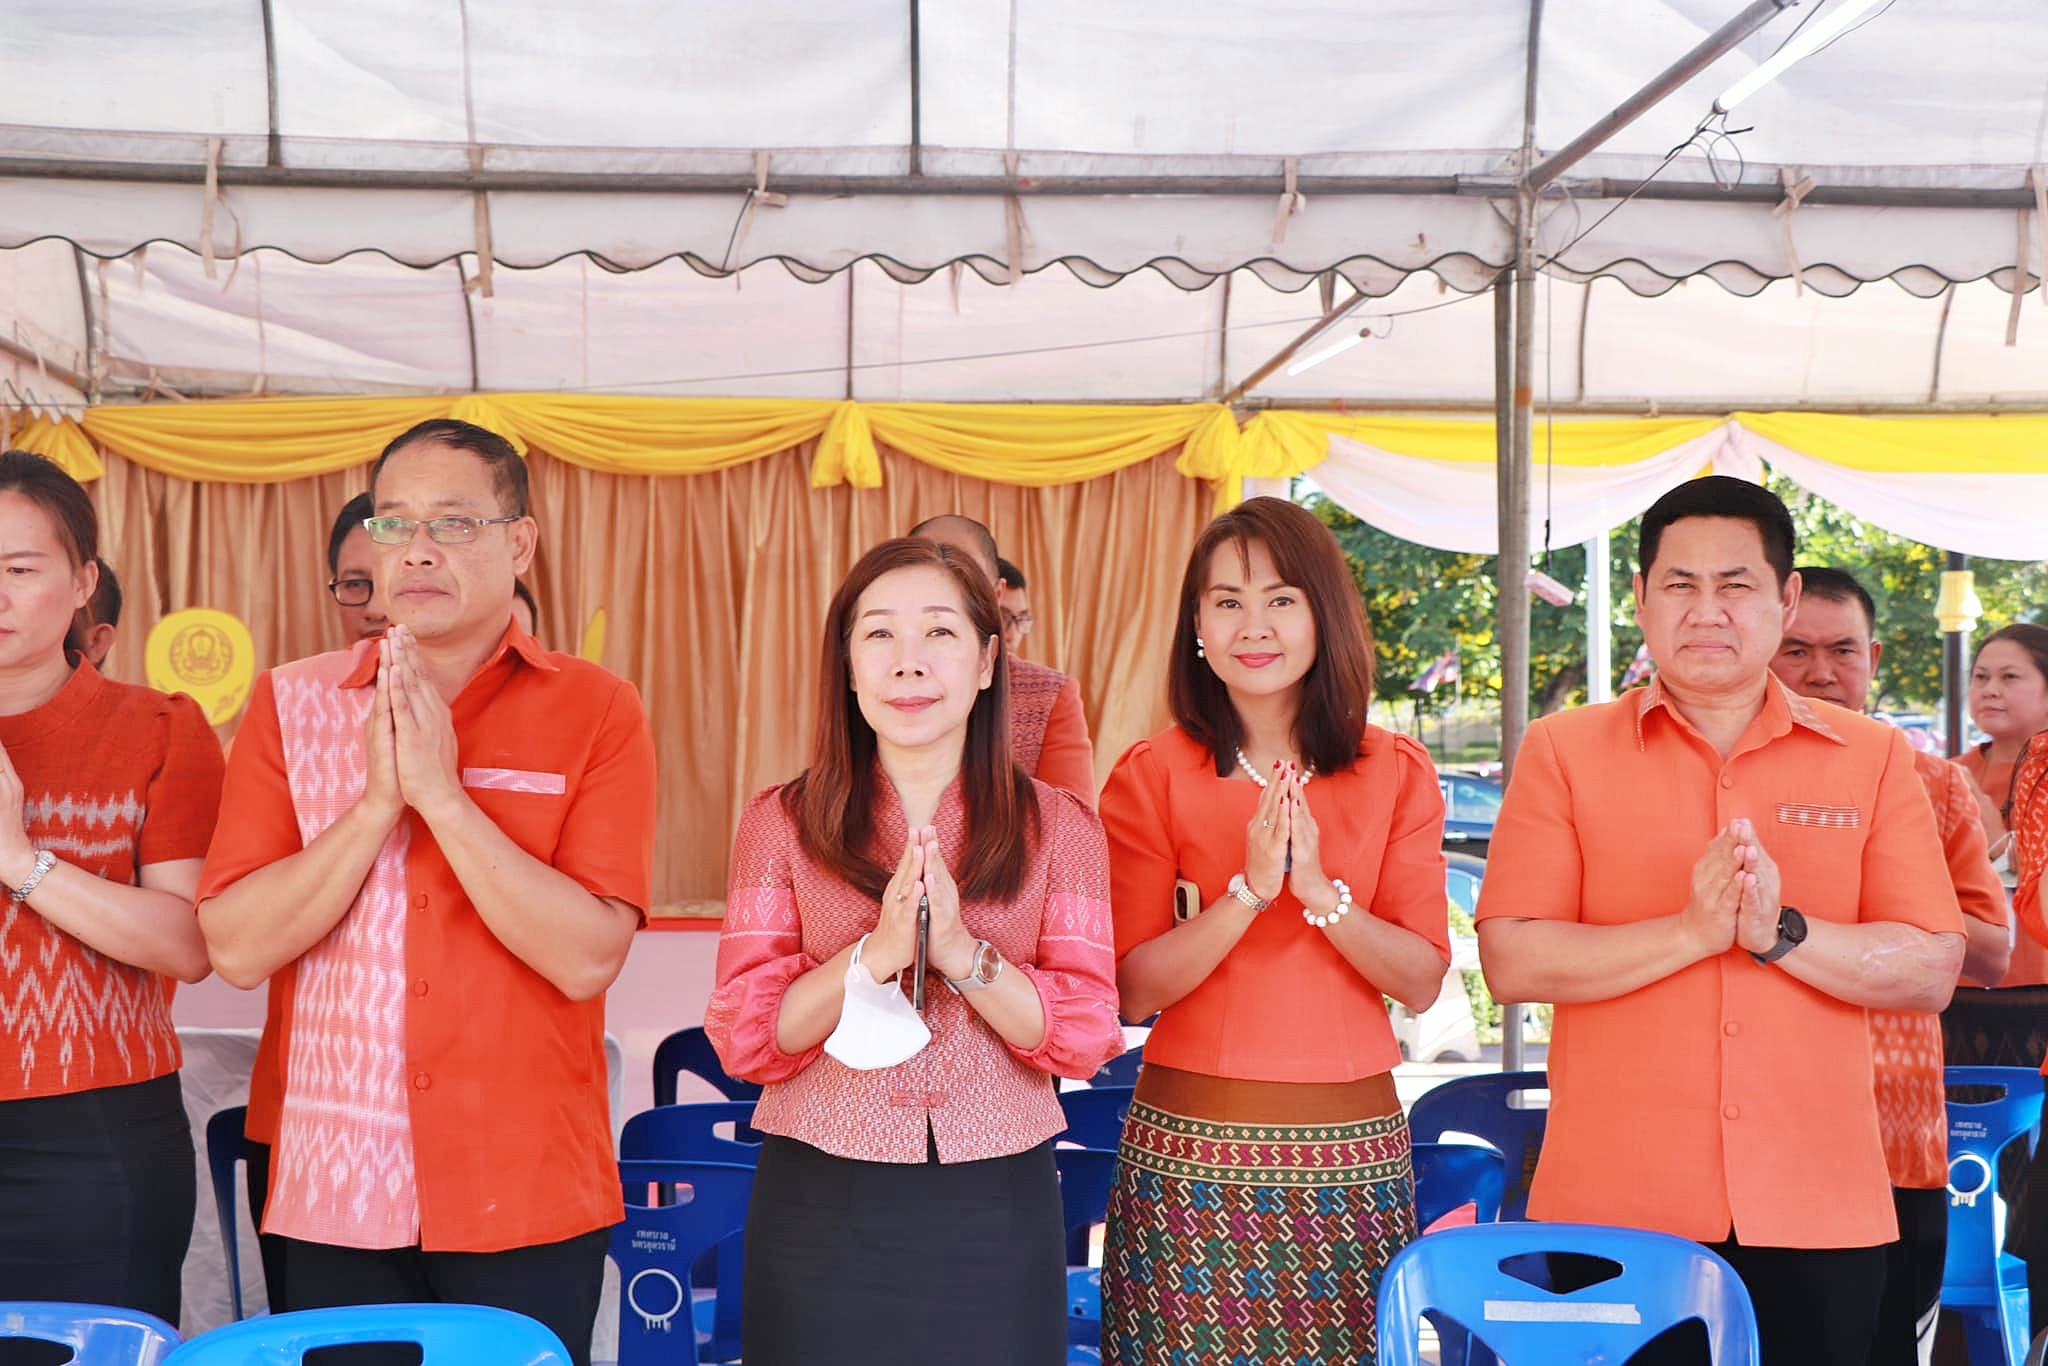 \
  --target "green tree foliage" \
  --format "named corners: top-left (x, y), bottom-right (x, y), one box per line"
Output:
top-left (1310, 476), bottom-right (2046, 716)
